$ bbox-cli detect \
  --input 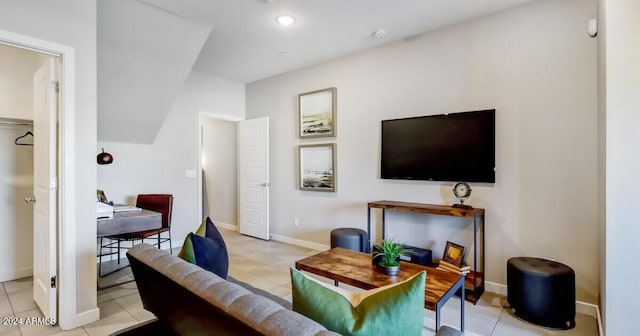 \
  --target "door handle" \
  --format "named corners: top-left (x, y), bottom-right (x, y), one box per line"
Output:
top-left (260, 183), bottom-right (270, 187)
top-left (24, 197), bottom-right (36, 204)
